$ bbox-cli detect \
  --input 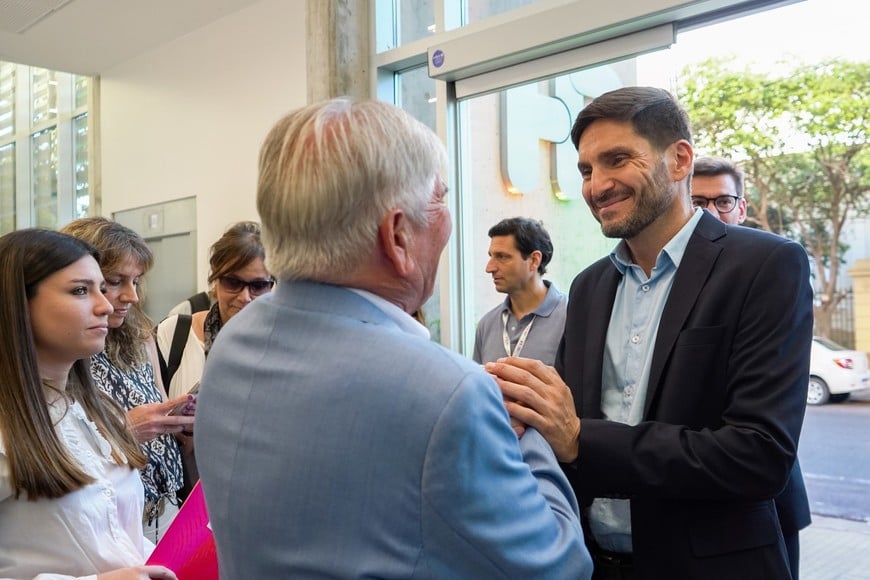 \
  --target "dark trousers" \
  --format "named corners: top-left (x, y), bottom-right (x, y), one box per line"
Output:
top-left (784, 531), bottom-right (799, 580)
top-left (591, 548), bottom-right (635, 580)
top-left (588, 534), bottom-right (796, 580)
